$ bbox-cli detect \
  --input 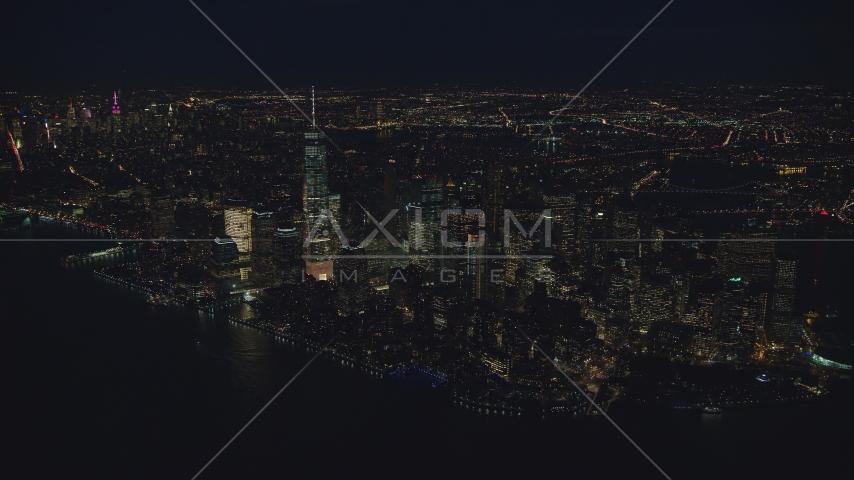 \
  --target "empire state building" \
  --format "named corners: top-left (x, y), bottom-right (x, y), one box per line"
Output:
top-left (111, 91), bottom-right (121, 115)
